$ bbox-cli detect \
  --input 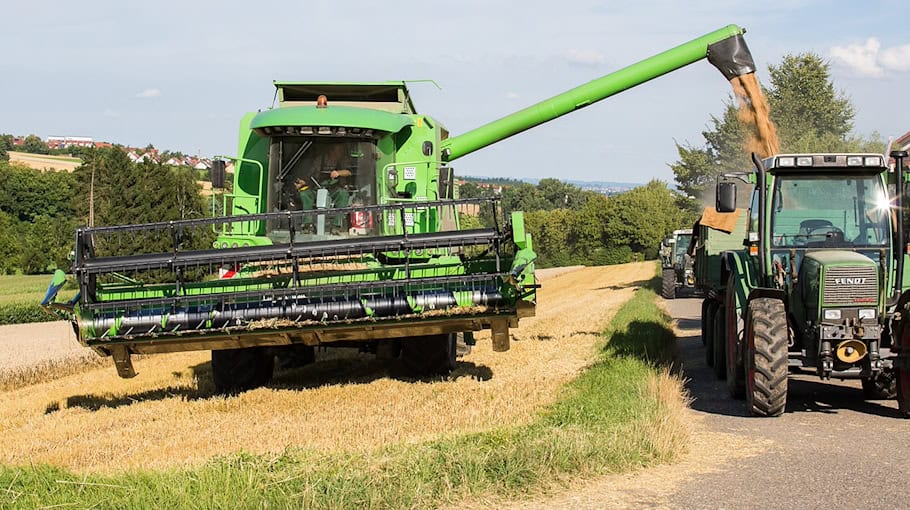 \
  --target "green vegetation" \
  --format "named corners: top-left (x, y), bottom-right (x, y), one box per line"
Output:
top-left (0, 273), bottom-right (681, 509)
top-left (462, 177), bottom-right (690, 267)
top-left (671, 52), bottom-right (885, 208)
top-left (0, 275), bottom-right (76, 325)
